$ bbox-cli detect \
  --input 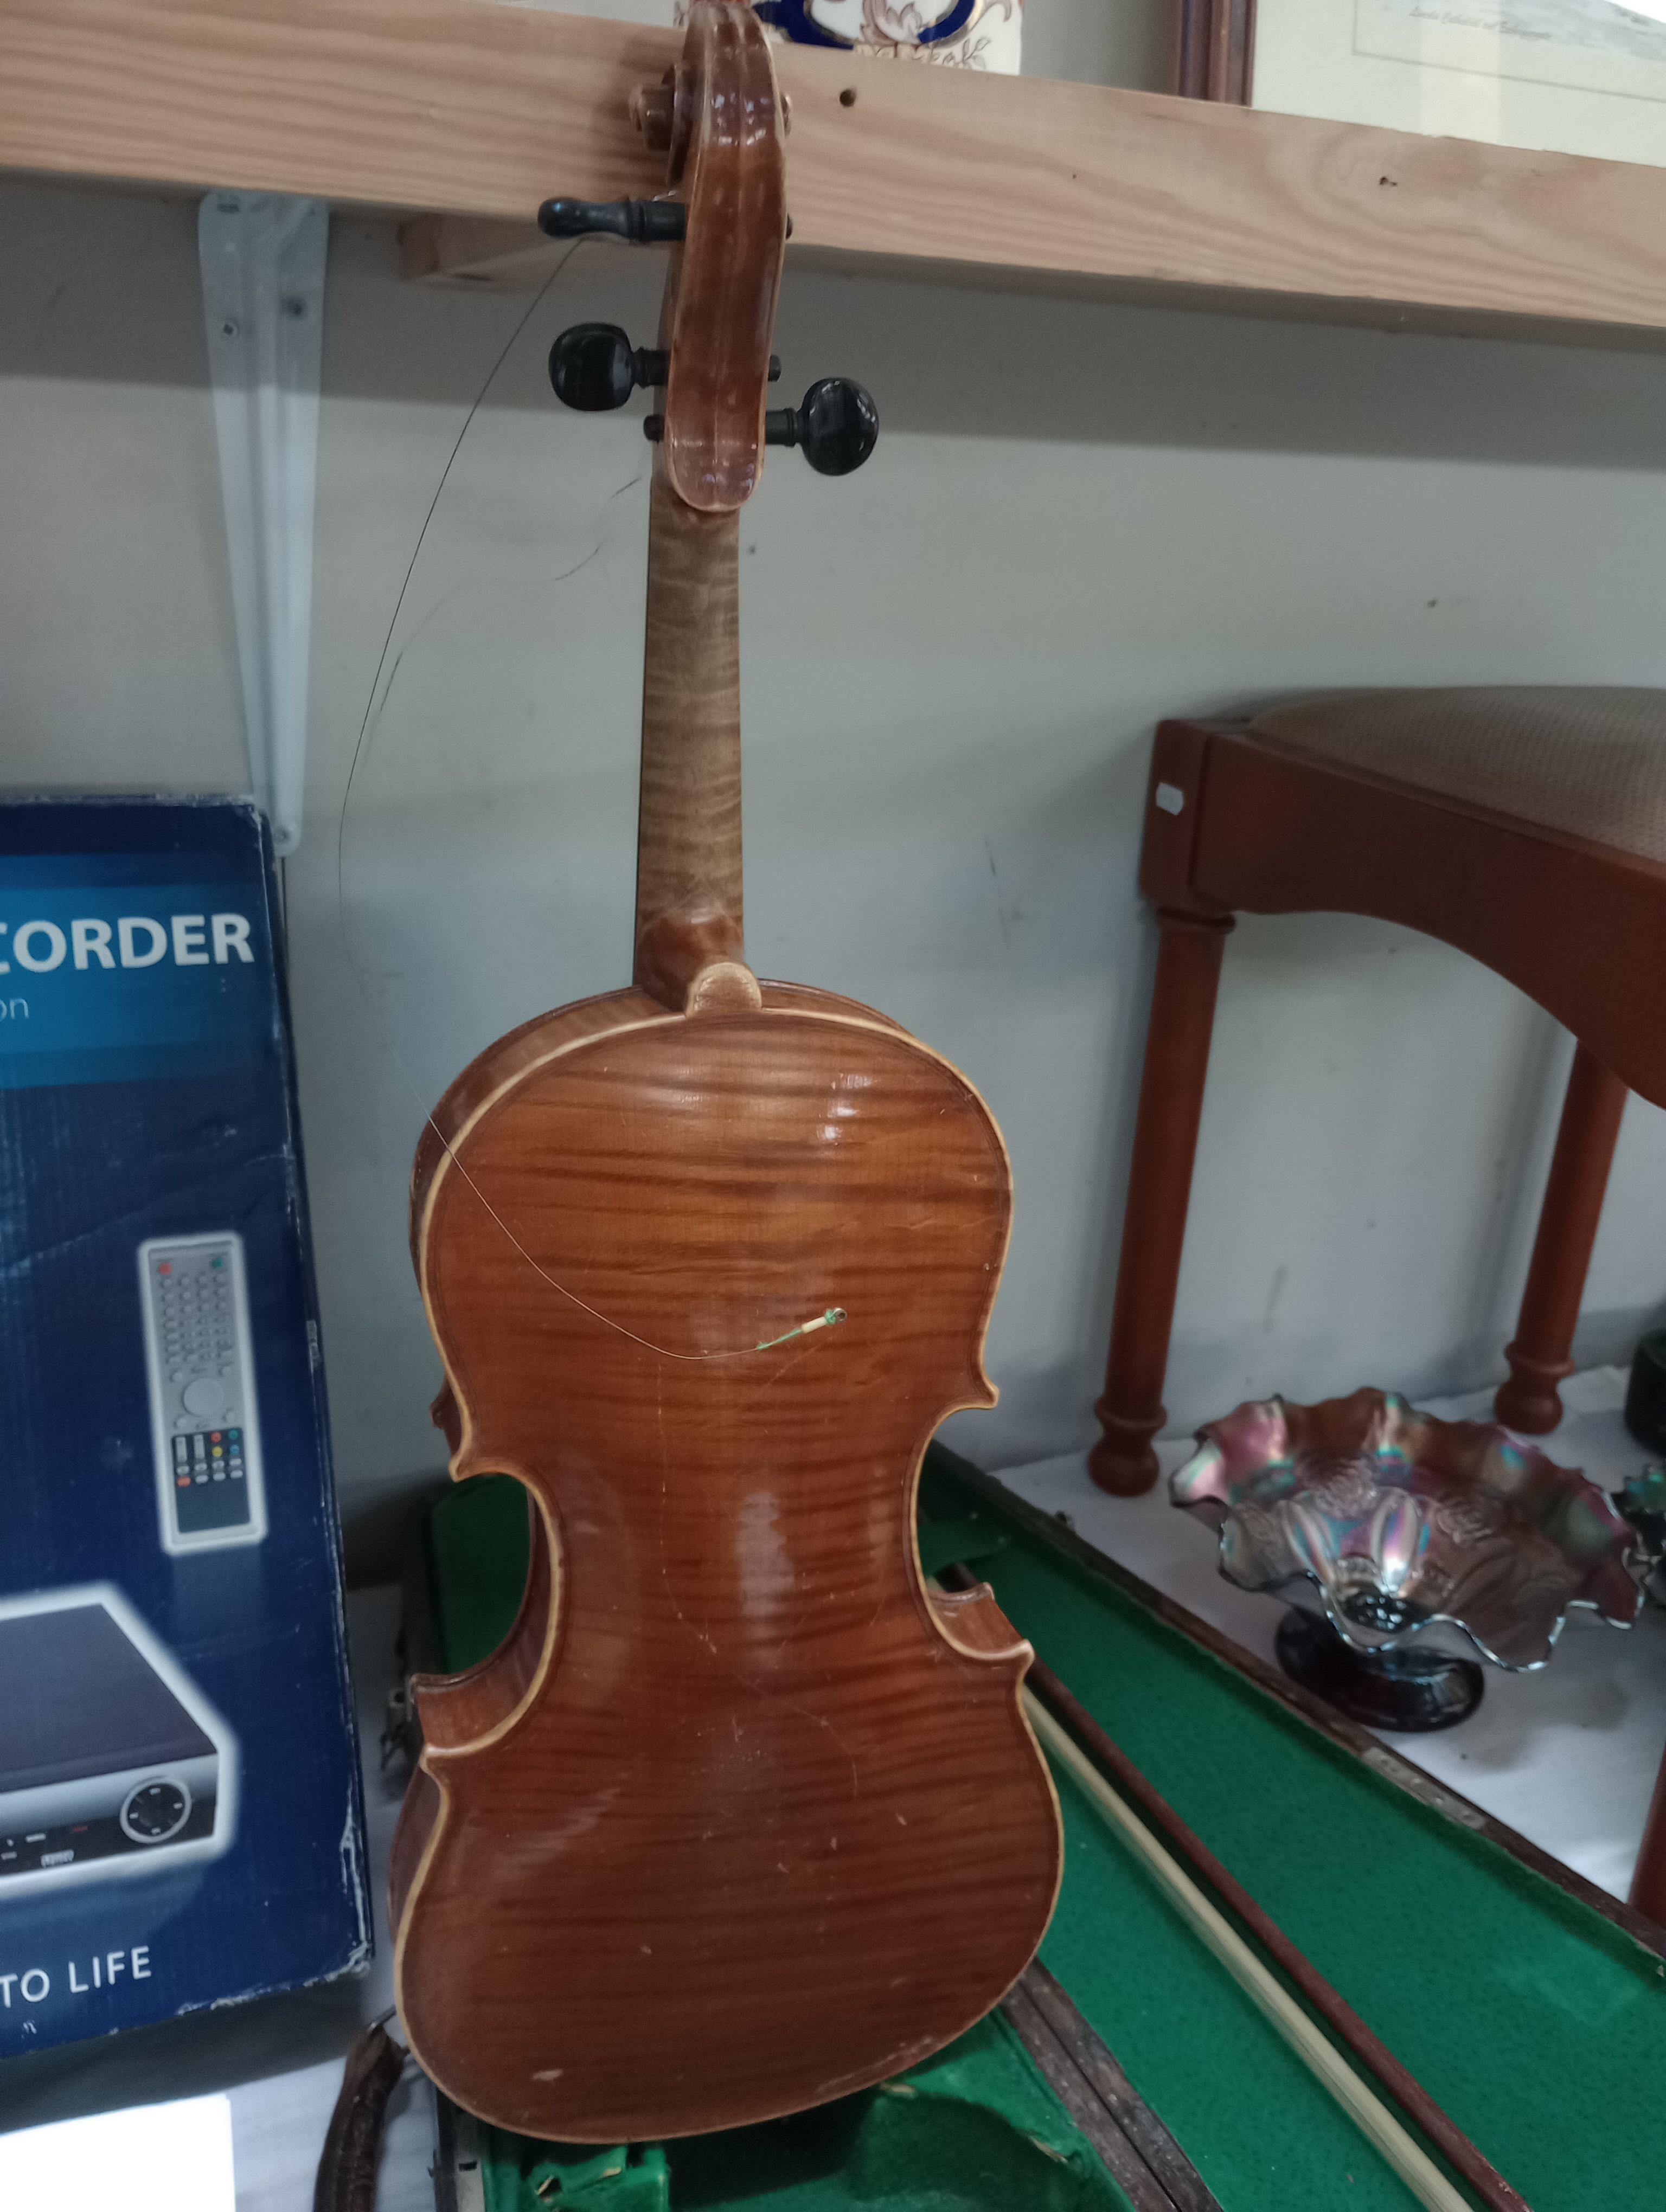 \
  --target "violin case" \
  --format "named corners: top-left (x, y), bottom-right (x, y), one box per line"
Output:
top-left (408, 1443), bottom-right (1666, 2211)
